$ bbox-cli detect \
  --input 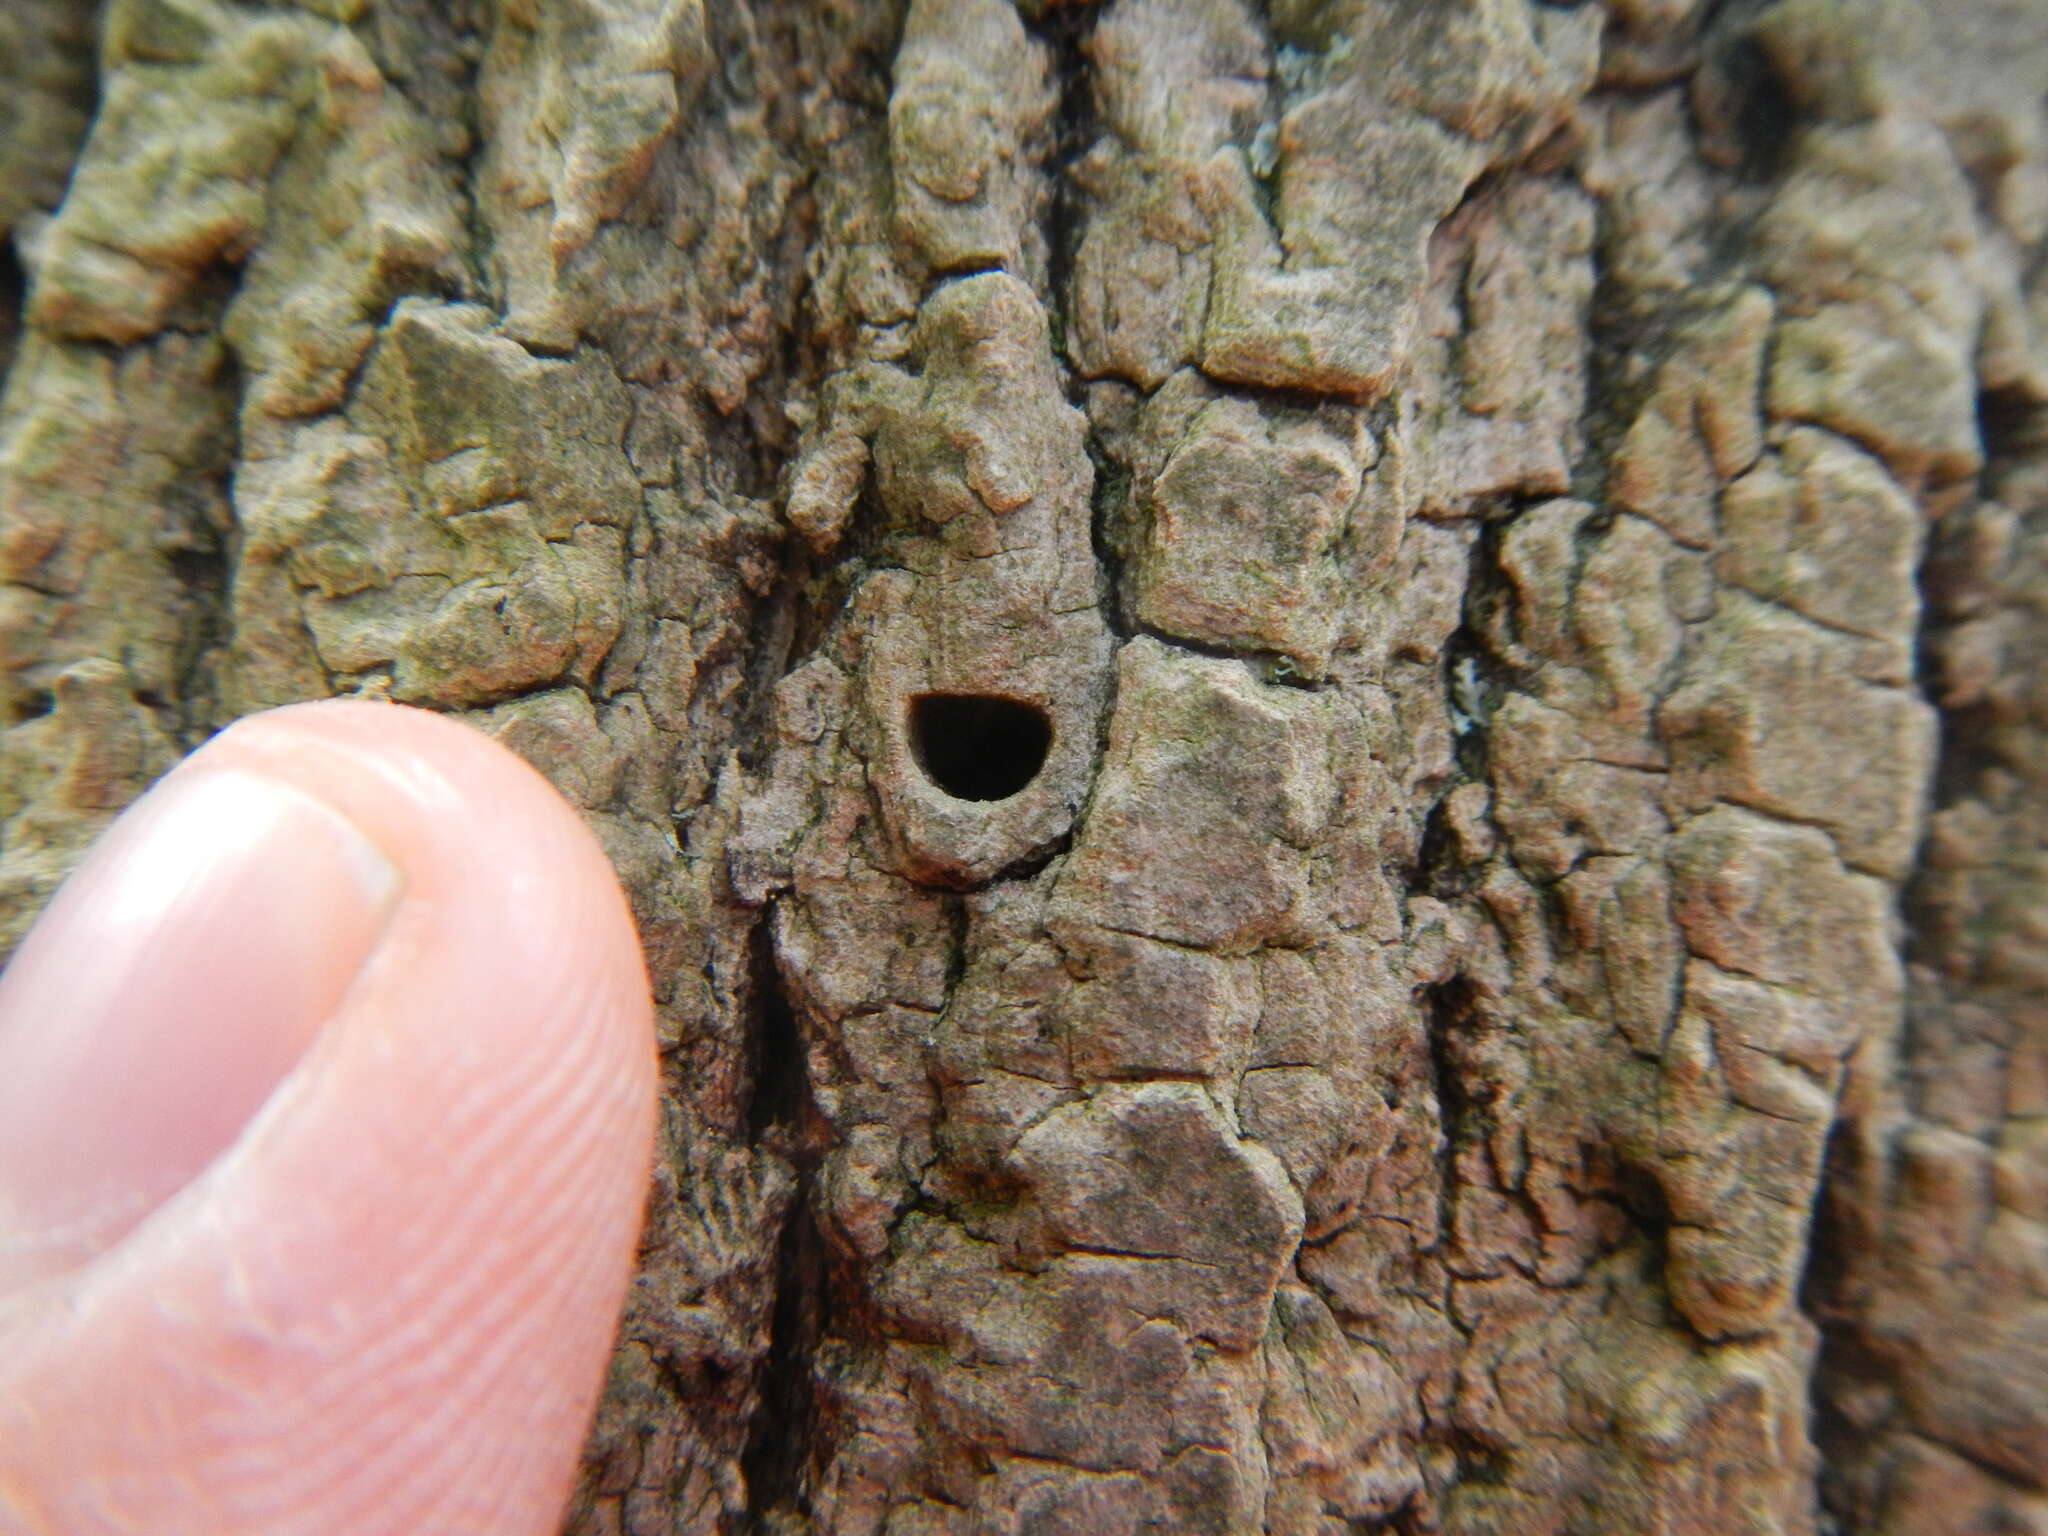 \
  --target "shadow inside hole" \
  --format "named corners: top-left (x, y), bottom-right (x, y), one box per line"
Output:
top-left (909, 693), bottom-right (1053, 803)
